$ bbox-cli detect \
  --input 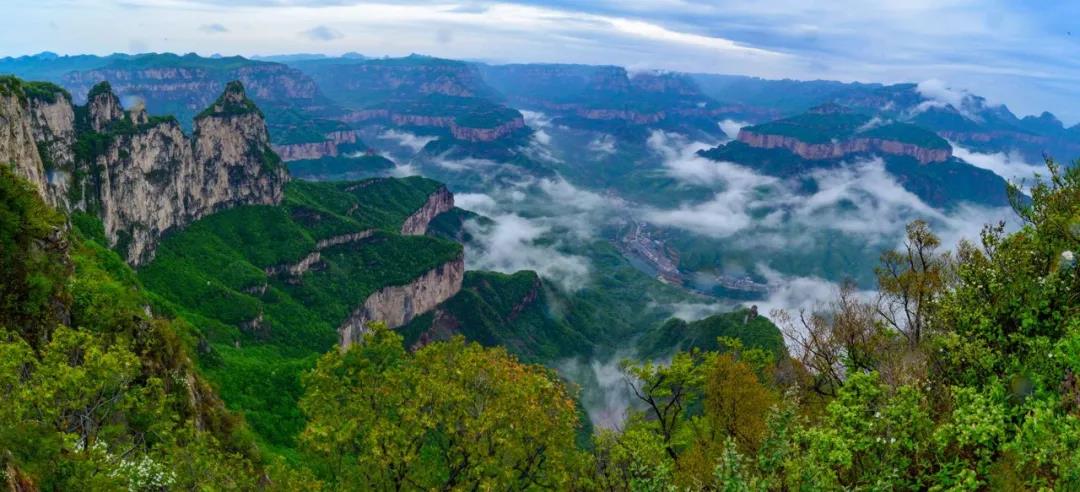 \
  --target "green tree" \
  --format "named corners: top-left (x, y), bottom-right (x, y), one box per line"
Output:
top-left (300, 325), bottom-right (584, 490)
